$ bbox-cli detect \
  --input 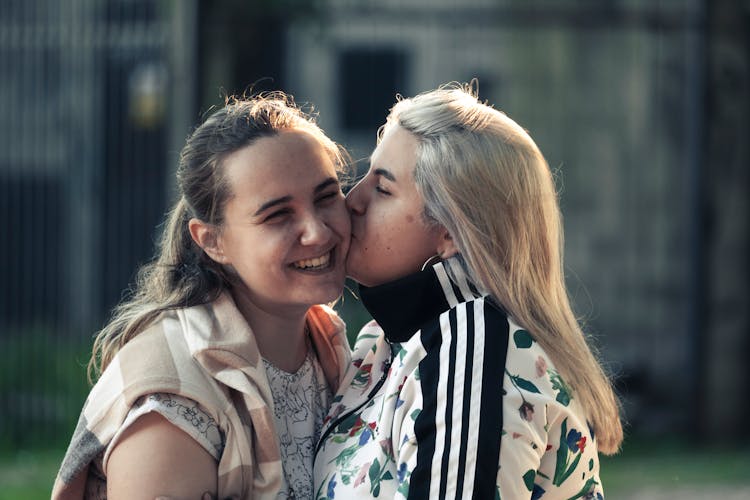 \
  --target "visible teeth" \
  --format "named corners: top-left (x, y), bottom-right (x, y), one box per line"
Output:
top-left (293, 252), bottom-right (331, 270)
